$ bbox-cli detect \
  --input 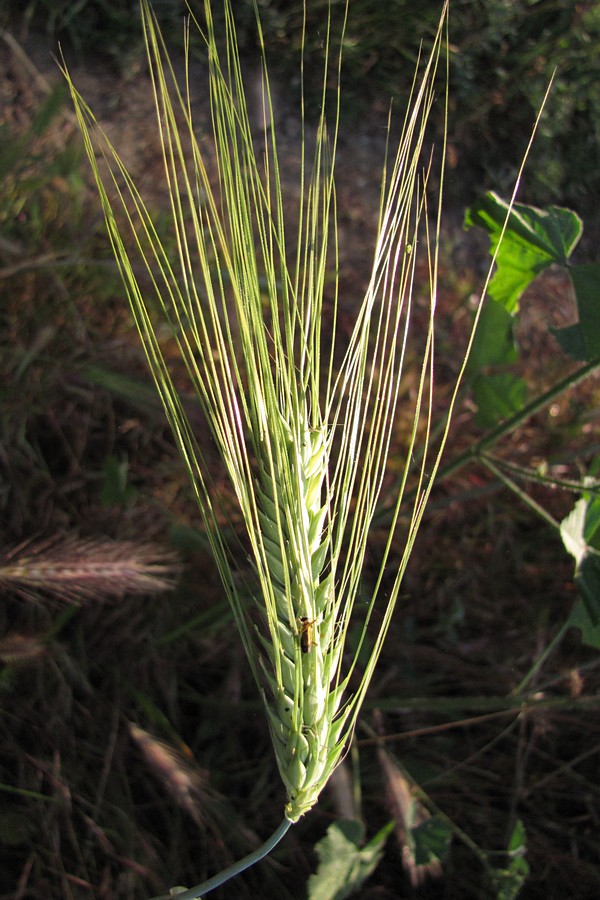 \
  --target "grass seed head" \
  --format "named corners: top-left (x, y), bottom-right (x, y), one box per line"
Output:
top-left (62, 0), bottom-right (452, 823)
